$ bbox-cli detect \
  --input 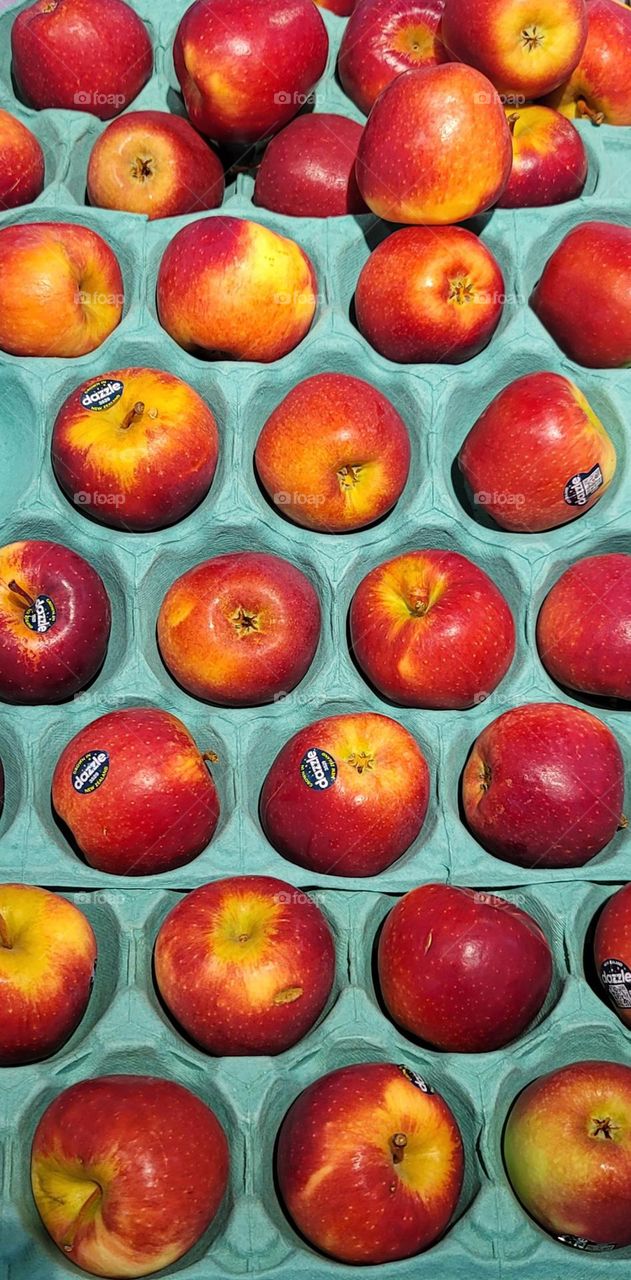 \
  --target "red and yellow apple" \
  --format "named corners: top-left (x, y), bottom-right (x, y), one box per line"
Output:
top-left (536, 552), bottom-right (631, 701)
top-left (458, 372), bottom-right (617, 532)
top-left (463, 701), bottom-right (625, 869)
top-left (532, 221), bottom-right (631, 367)
top-left (277, 1062), bottom-right (464, 1263)
top-left (156, 216), bottom-right (317, 362)
top-left (52, 367), bottom-right (219, 532)
top-left (349, 549), bottom-right (515, 708)
top-left (52, 707), bottom-right (220, 876)
top-left (594, 885), bottom-right (631, 1026)
top-left (441, 0), bottom-right (587, 98)
top-left (0, 539), bottom-right (111, 704)
top-left (504, 1060), bottom-right (631, 1248)
top-left (174, 0), bottom-right (328, 147)
top-left (32, 1074), bottom-right (229, 1277)
top-left (87, 111), bottom-right (224, 219)
top-left (338, 0), bottom-right (447, 116)
top-left (260, 712), bottom-right (430, 877)
top-left (0, 221), bottom-right (123, 358)
top-left (0, 884), bottom-right (96, 1066)
top-left (253, 114), bottom-right (367, 217)
top-left (545, 0), bottom-right (631, 126)
top-left (0, 109), bottom-right (44, 210)
top-left (254, 372), bottom-right (410, 531)
top-left (355, 226), bottom-right (505, 363)
top-left (157, 551), bottom-right (320, 706)
top-left (498, 105), bottom-right (587, 207)
top-left (11, 0), bottom-right (152, 119)
top-left (154, 875), bottom-right (335, 1054)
